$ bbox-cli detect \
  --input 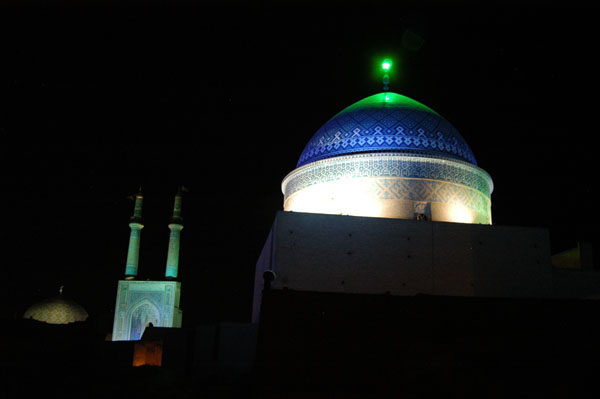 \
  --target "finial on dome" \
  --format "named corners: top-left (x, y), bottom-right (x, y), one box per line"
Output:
top-left (381, 58), bottom-right (392, 91)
